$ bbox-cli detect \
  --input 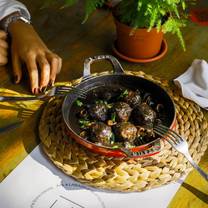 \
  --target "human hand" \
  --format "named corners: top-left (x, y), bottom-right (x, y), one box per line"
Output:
top-left (9, 21), bottom-right (62, 94)
top-left (0, 30), bottom-right (8, 66)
